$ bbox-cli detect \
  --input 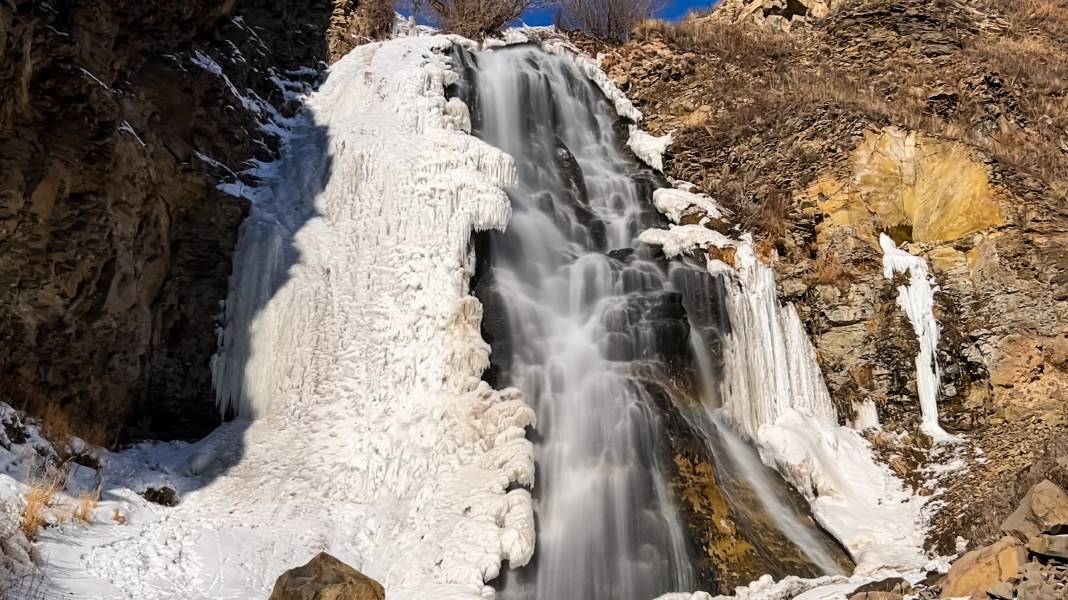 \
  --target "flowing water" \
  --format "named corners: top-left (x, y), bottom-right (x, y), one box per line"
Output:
top-left (454, 44), bottom-right (851, 598)
top-left (672, 260), bottom-right (851, 578)
top-left (455, 45), bottom-right (694, 600)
